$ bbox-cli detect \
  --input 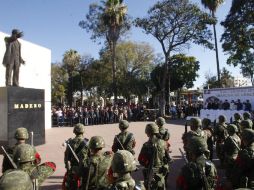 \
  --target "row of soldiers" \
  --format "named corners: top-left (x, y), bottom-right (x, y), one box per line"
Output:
top-left (63, 117), bottom-right (172, 190)
top-left (180, 111), bottom-right (254, 189)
